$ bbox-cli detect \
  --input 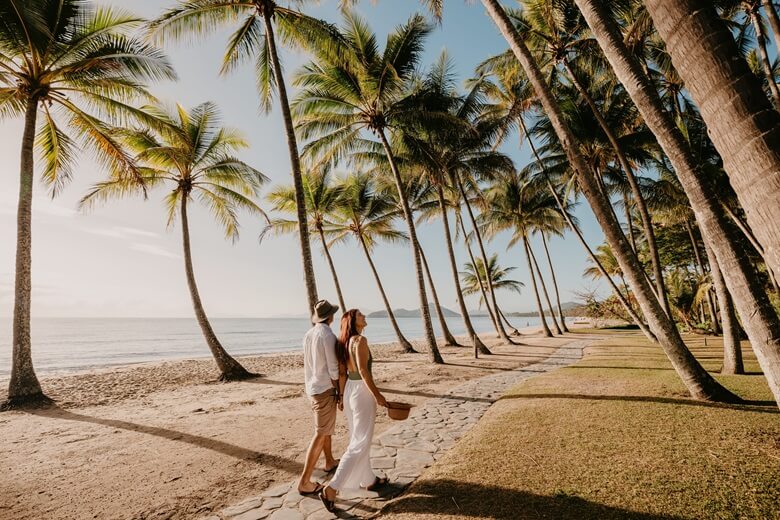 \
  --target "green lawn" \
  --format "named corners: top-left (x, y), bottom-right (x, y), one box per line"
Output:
top-left (381, 331), bottom-right (780, 520)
